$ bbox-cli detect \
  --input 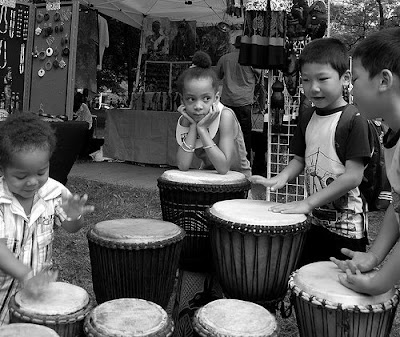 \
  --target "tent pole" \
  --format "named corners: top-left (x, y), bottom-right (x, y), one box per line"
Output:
top-left (135, 18), bottom-right (145, 90)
